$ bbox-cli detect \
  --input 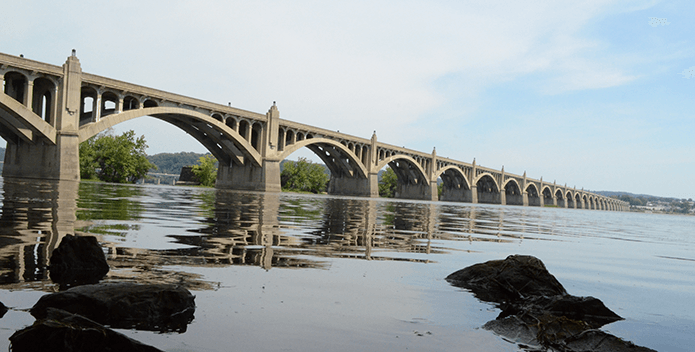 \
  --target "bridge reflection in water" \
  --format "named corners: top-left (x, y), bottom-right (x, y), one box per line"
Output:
top-left (0, 180), bottom-right (553, 291)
